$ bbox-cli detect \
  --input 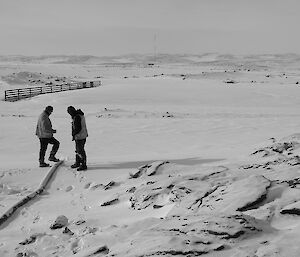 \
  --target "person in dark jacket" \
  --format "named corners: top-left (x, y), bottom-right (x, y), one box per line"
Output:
top-left (67, 106), bottom-right (88, 171)
top-left (36, 106), bottom-right (60, 167)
